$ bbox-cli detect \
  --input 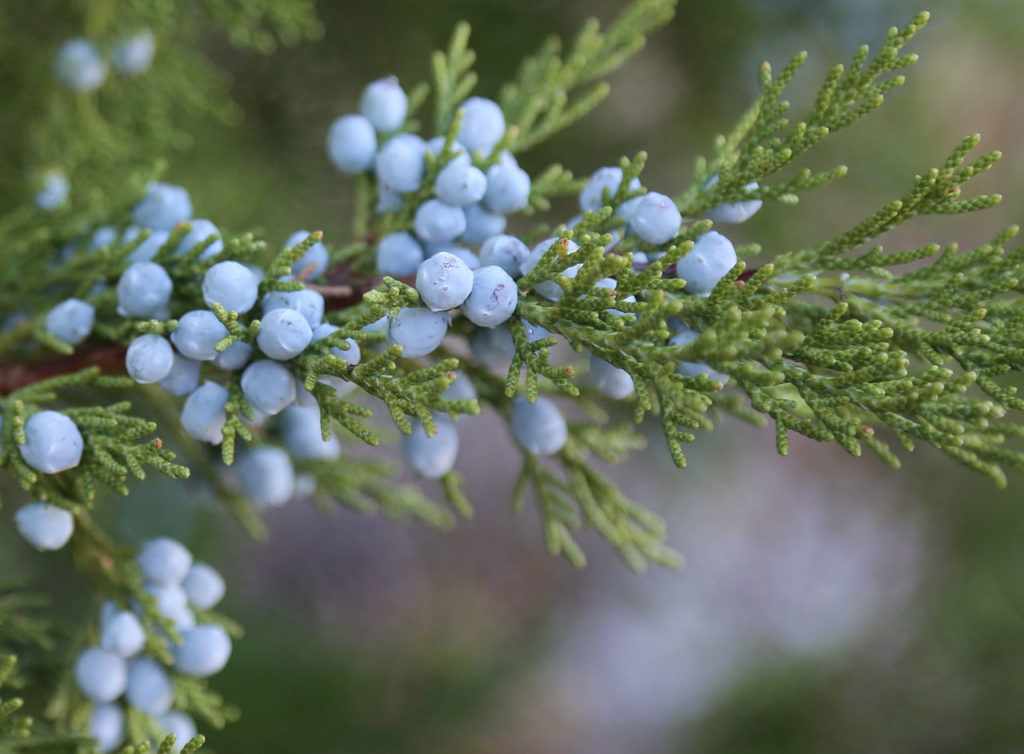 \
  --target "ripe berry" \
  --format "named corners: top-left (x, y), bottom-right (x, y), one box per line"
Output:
top-left (705, 176), bottom-right (763, 224)
top-left (14, 502), bottom-right (75, 551)
top-left (460, 203), bottom-right (507, 243)
top-left (18, 411), bottom-right (84, 473)
top-left (457, 97), bottom-right (505, 155)
top-left (125, 334), bottom-right (175, 384)
top-left (414, 199), bottom-right (467, 244)
top-left (170, 310), bottom-right (229, 361)
top-left (174, 218), bottom-right (222, 260)
top-left (256, 308), bottom-right (313, 360)
top-left (159, 711), bottom-right (197, 754)
top-left (402, 418), bottom-right (459, 479)
top-left (117, 262), bottom-right (173, 318)
top-left (375, 133), bottom-right (426, 193)
top-left (461, 265), bottom-right (518, 327)
top-left (312, 323), bottom-right (361, 364)
top-left (133, 182), bottom-right (192, 230)
top-left (416, 251), bottom-right (474, 311)
top-left (180, 381), bottom-right (229, 443)
top-left (521, 238), bottom-right (581, 301)
top-left (137, 538), bottom-right (192, 585)
top-left (669, 327), bottom-right (730, 384)
top-left (34, 167), bottom-right (69, 211)
top-left (442, 371), bottom-right (477, 403)
top-left (45, 298), bottom-right (94, 345)
top-left (479, 234), bottom-right (529, 277)
top-left (386, 307), bottom-right (449, 358)
top-left (183, 562), bottom-right (225, 610)
top-left (212, 340), bottom-right (253, 371)
top-left (240, 359), bottom-right (297, 415)
top-left (359, 76), bottom-right (408, 133)
top-left (124, 227), bottom-right (170, 263)
top-left (279, 405), bottom-right (342, 461)
top-left (510, 396), bottom-right (568, 456)
top-left (675, 230), bottom-right (737, 295)
top-left (631, 191), bottom-right (682, 245)
top-left (126, 656), bottom-right (174, 715)
top-left (483, 162), bottom-right (531, 214)
top-left (159, 353), bottom-right (201, 396)
top-left (435, 155), bottom-right (488, 206)
top-left (327, 114), bottom-right (377, 174)
top-left (74, 647), bottom-right (127, 703)
top-left (53, 38), bottom-right (107, 92)
top-left (579, 166), bottom-right (641, 212)
top-left (100, 611), bottom-right (146, 658)
top-left (111, 30), bottom-right (155, 77)
top-left (174, 624), bottom-right (232, 677)
top-left (202, 261), bottom-right (258, 313)
top-left (376, 231), bottom-right (424, 277)
top-left (144, 582), bottom-right (194, 629)
top-left (238, 446), bottom-right (295, 507)
top-left (284, 230), bottom-right (330, 280)
top-left (589, 354), bottom-right (634, 399)
top-left (262, 288), bottom-right (325, 328)
top-left (89, 703), bottom-right (125, 753)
